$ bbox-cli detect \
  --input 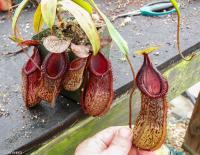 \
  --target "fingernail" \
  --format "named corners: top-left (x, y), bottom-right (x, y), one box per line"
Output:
top-left (118, 128), bottom-right (132, 139)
